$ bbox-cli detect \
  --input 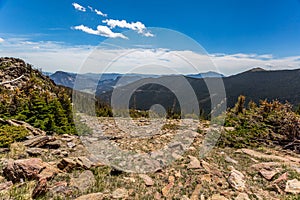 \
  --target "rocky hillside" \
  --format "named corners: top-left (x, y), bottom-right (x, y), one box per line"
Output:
top-left (0, 58), bottom-right (300, 199)
top-left (0, 57), bottom-right (54, 92)
top-left (0, 117), bottom-right (299, 199)
top-left (0, 57), bottom-right (76, 137)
